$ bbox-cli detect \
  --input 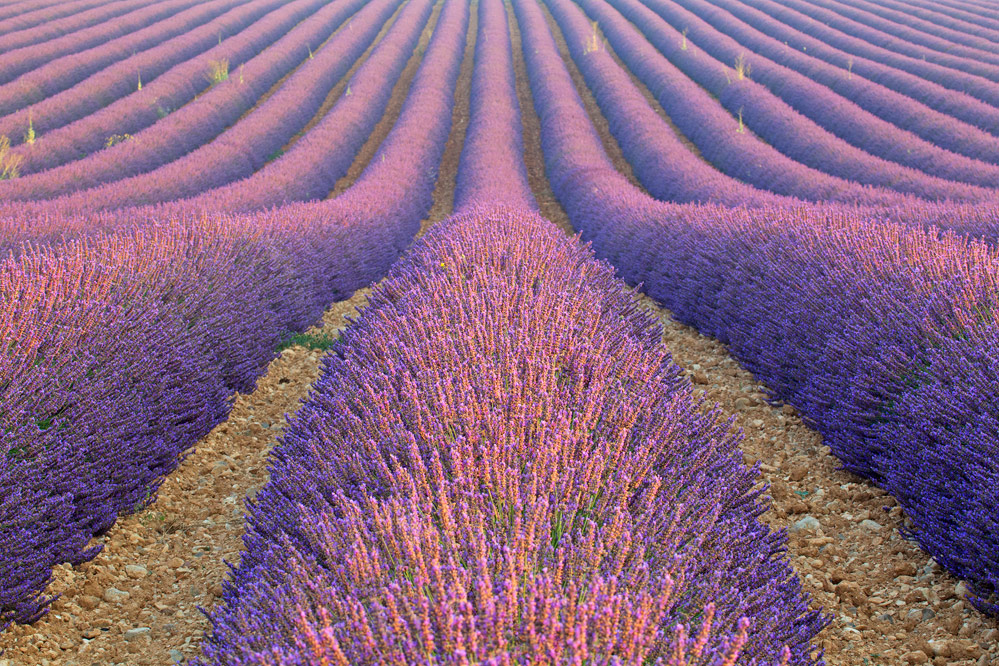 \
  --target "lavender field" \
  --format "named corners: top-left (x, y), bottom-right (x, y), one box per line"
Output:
top-left (1, 0), bottom-right (998, 663)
